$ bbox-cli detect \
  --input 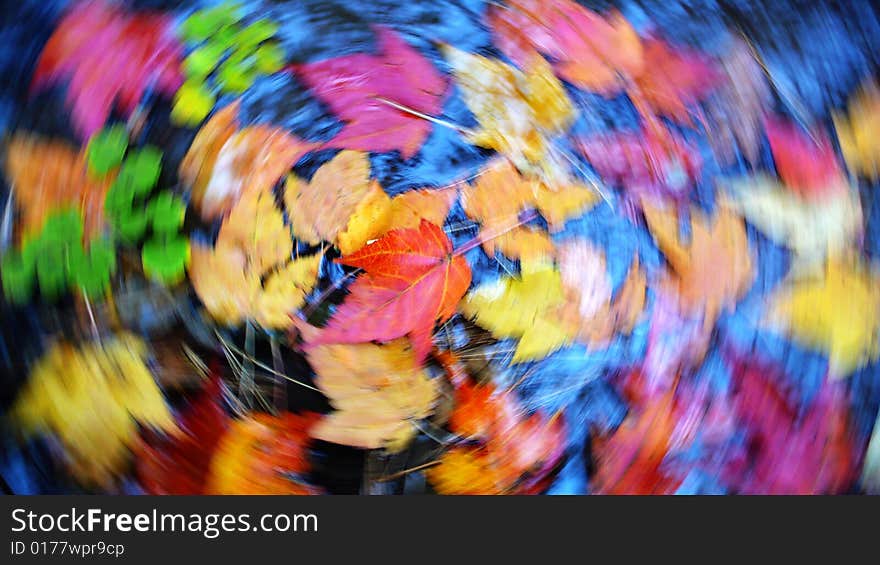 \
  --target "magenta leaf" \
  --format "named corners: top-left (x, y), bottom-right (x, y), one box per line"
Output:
top-left (290, 26), bottom-right (448, 159)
